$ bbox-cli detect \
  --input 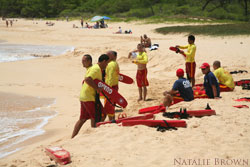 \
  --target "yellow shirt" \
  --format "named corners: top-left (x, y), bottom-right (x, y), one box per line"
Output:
top-left (134, 52), bottom-right (148, 64)
top-left (105, 60), bottom-right (119, 87)
top-left (80, 64), bottom-right (102, 102)
top-left (213, 67), bottom-right (235, 89)
top-left (179, 44), bottom-right (196, 63)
